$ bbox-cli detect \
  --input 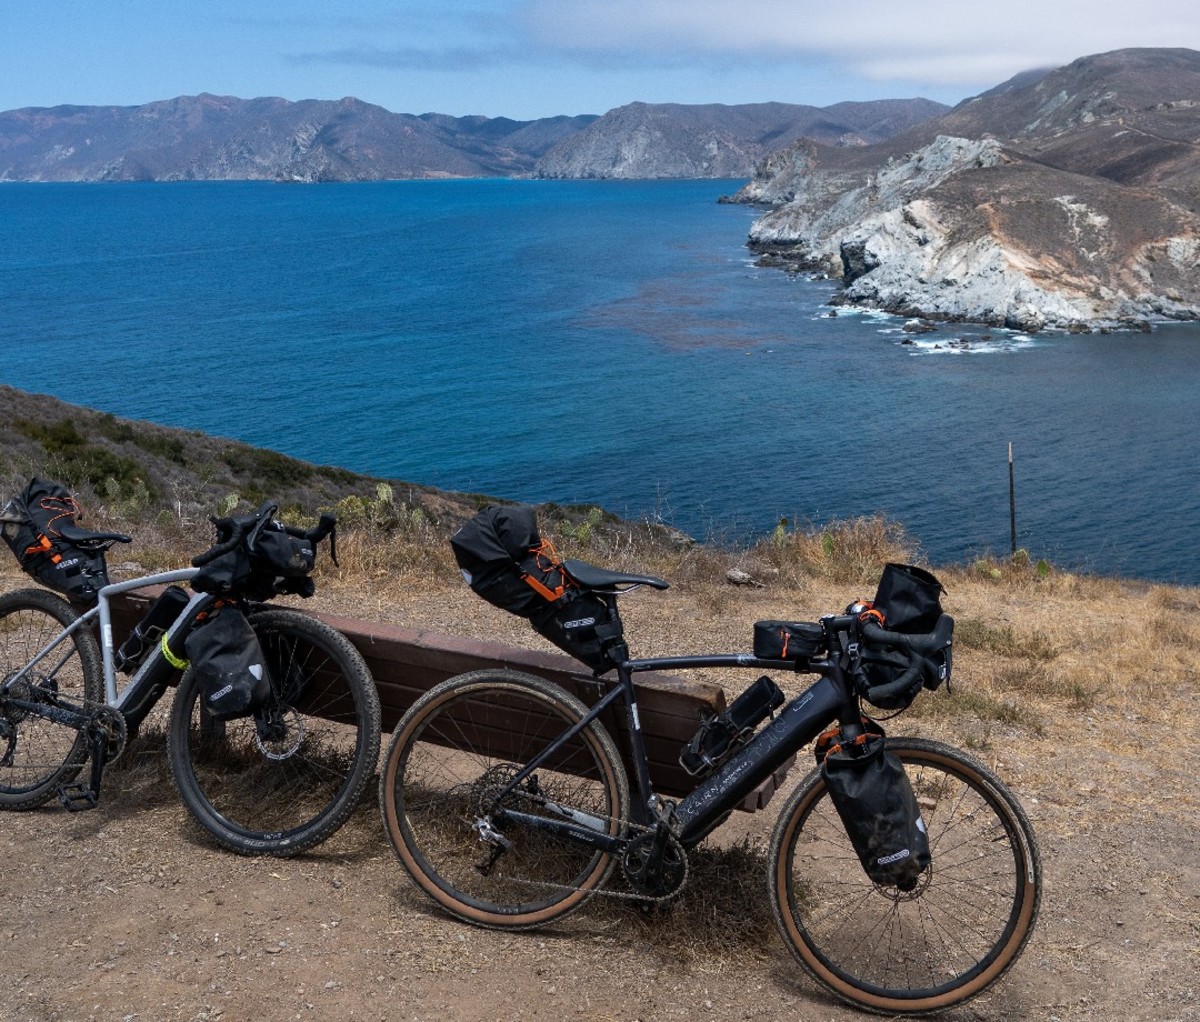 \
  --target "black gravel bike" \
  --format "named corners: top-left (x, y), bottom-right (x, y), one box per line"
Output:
top-left (380, 560), bottom-right (1041, 1015)
top-left (0, 502), bottom-right (381, 856)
